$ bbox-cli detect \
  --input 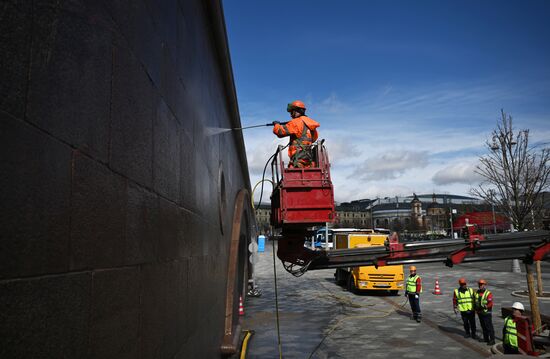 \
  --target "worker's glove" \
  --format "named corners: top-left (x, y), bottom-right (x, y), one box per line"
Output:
top-left (405, 291), bottom-right (408, 296)
top-left (414, 294), bottom-right (419, 299)
top-left (272, 121), bottom-right (280, 125)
